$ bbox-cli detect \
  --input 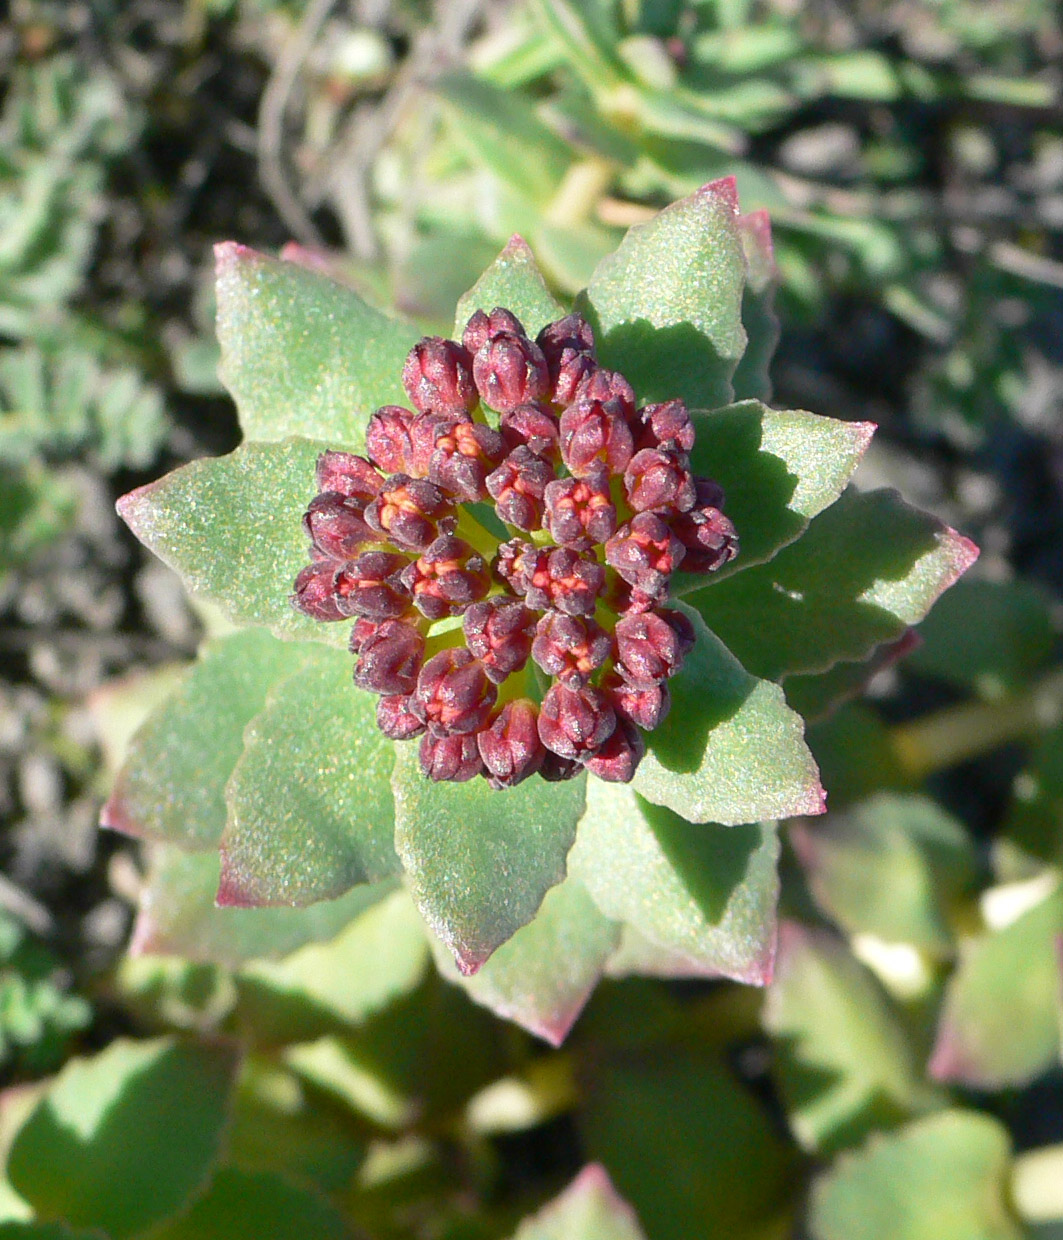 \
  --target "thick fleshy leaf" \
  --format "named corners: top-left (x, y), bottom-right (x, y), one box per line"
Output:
top-left (578, 178), bottom-right (748, 409)
top-left (929, 881), bottom-right (1063, 1088)
top-left (130, 844), bottom-right (392, 969)
top-left (764, 923), bottom-right (941, 1154)
top-left (571, 779), bottom-right (779, 984)
top-left (791, 793), bottom-right (977, 954)
top-left (582, 1050), bottom-right (798, 1240)
top-left (731, 210), bottom-right (780, 403)
top-left (116, 437), bottom-right (343, 645)
top-left (145, 1167), bottom-right (347, 1240)
top-left (431, 874), bottom-right (619, 1046)
top-left (220, 644), bottom-right (400, 908)
top-left (392, 744), bottom-right (587, 974)
top-left (784, 632), bottom-right (919, 722)
top-left (688, 486), bottom-right (979, 681)
top-left (513, 1165), bottom-right (647, 1240)
top-left (454, 235), bottom-right (565, 340)
top-left (631, 604), bottom-right (823, 825)
top-left (681, 401), bottom-right (874, 584)
top-left (215, 243), bottom-right (419, 446)
top-left (808, 1111), bottom-right (1022, 1240)
top-left (101, 630), bottom-right (313, 850)
top-left (8, 1038), bottom-right (236, 1240)
top-left (235, 890), bottom-right (430, 1045)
